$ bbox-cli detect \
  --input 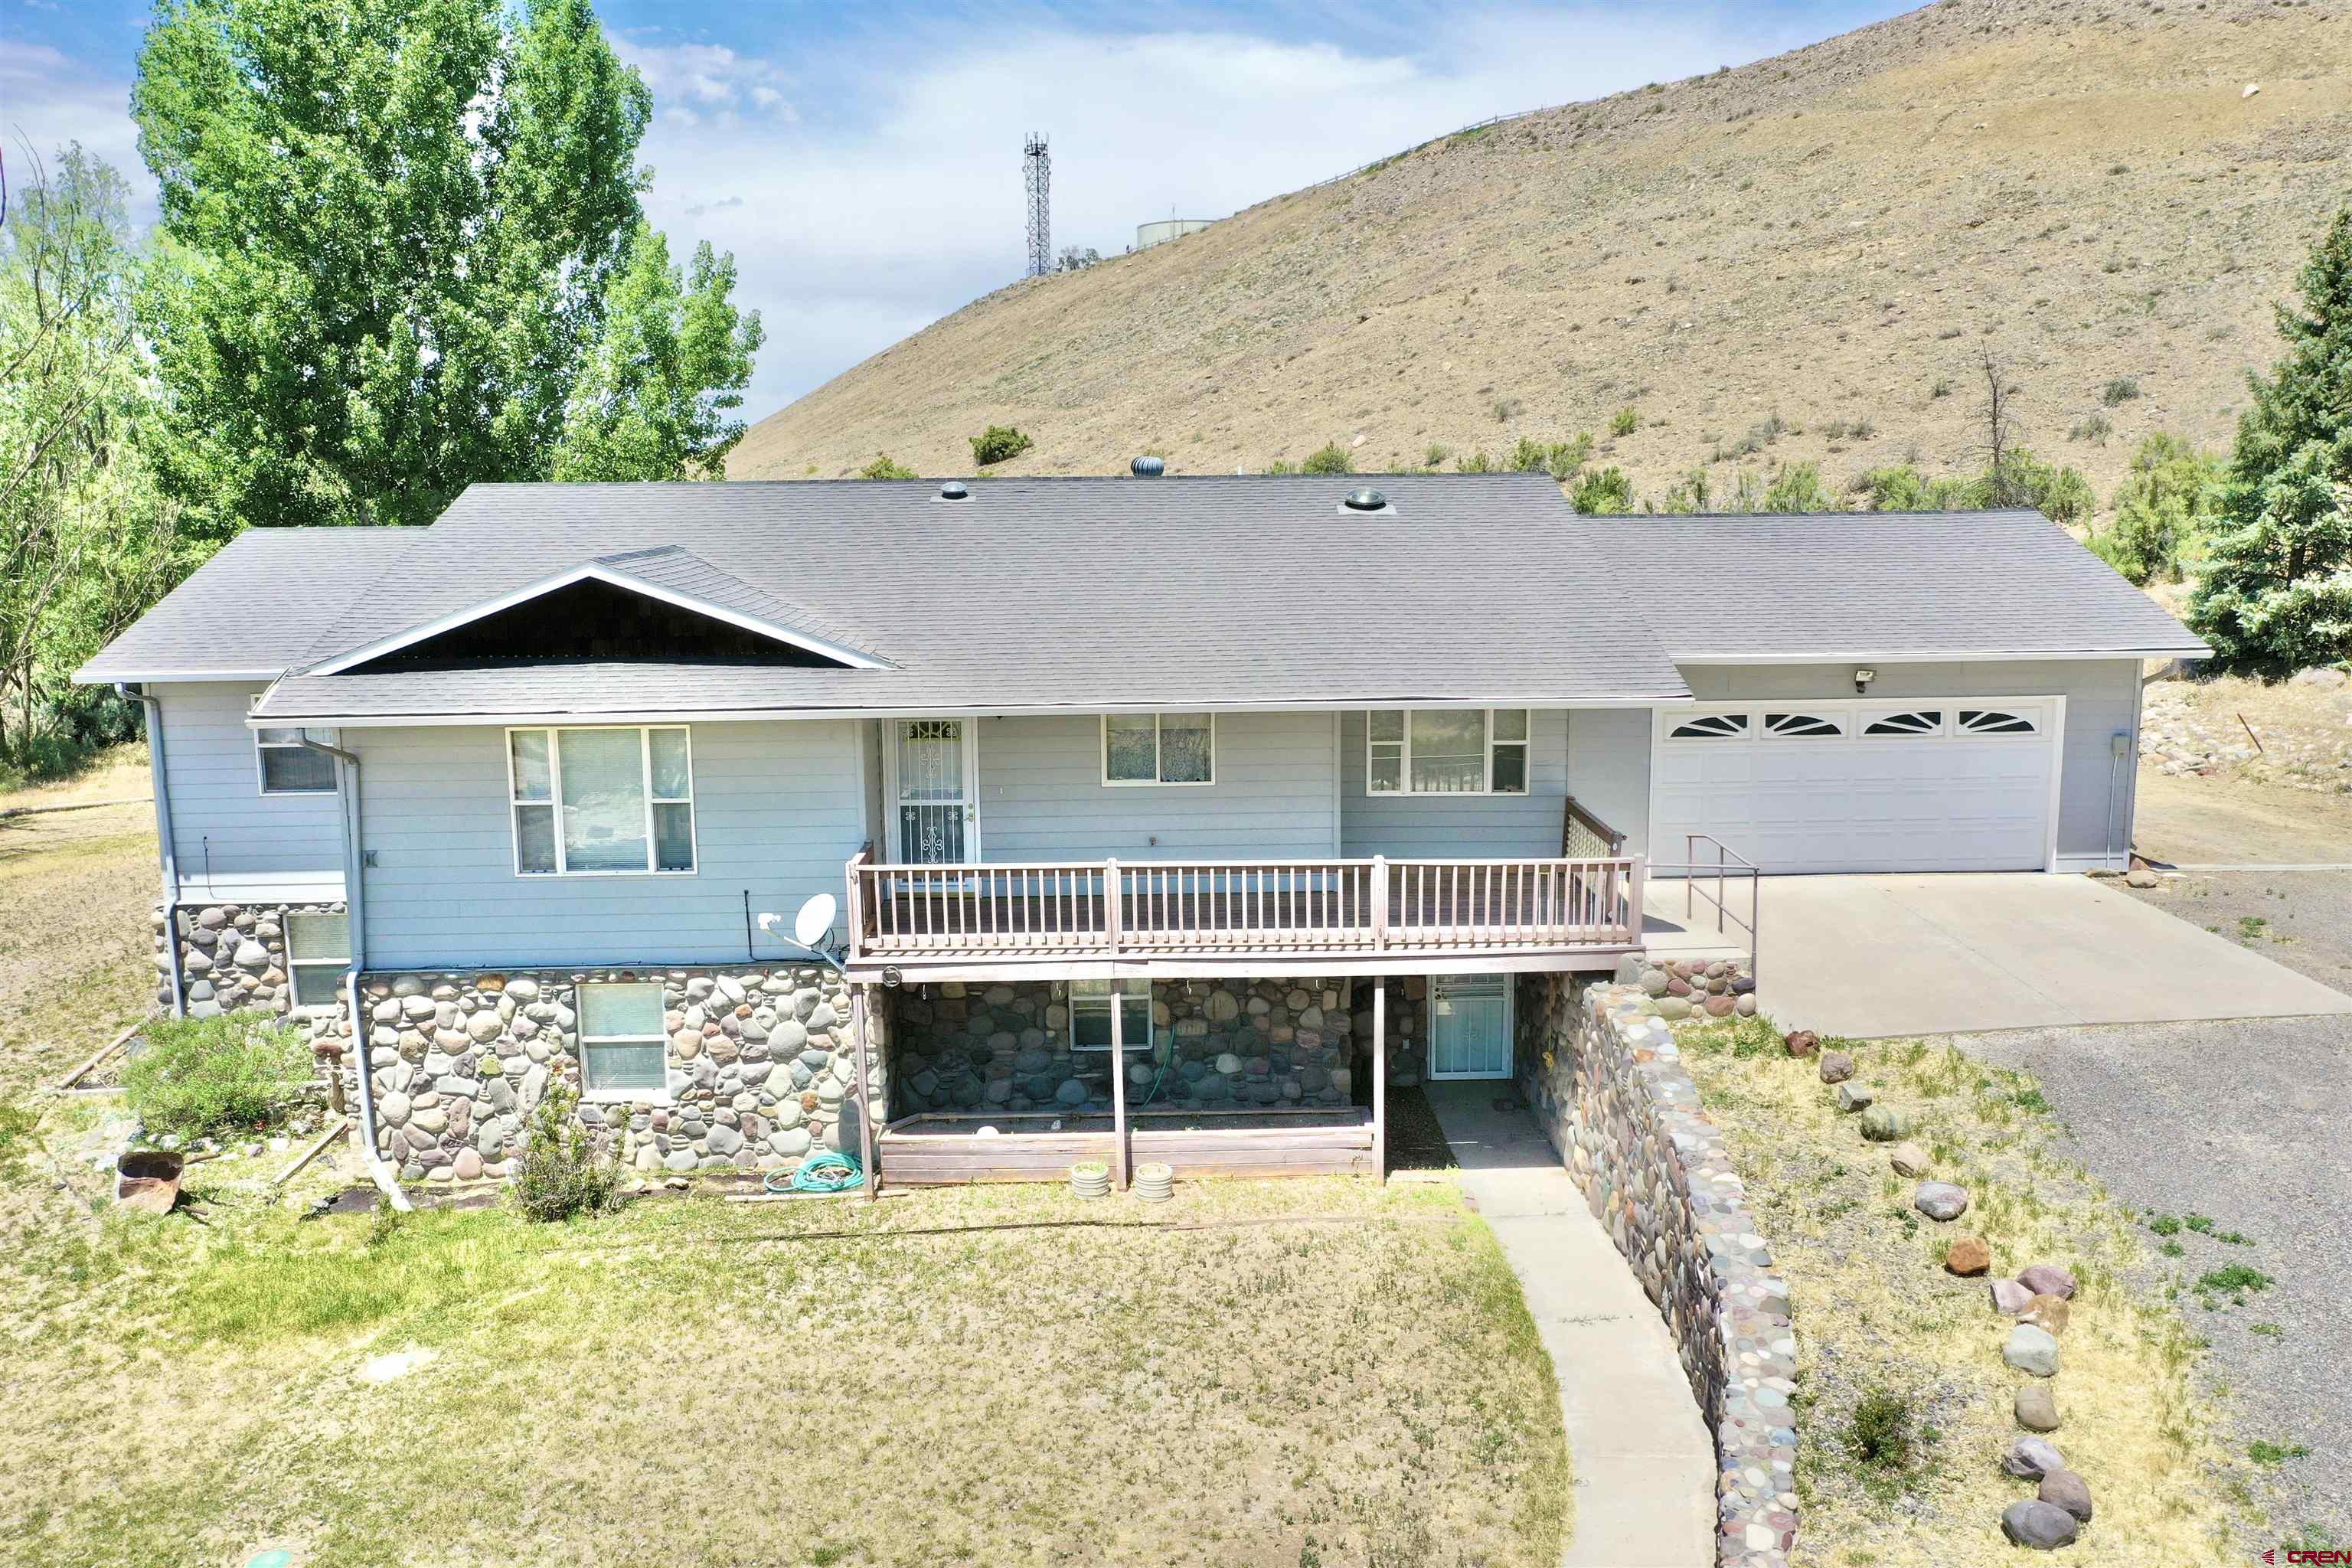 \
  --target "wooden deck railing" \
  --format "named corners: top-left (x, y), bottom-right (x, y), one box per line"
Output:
top-left (1560, 795), bottom-right (1627, 858)
top-left (845, 851), bottom-right (1645, 964)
